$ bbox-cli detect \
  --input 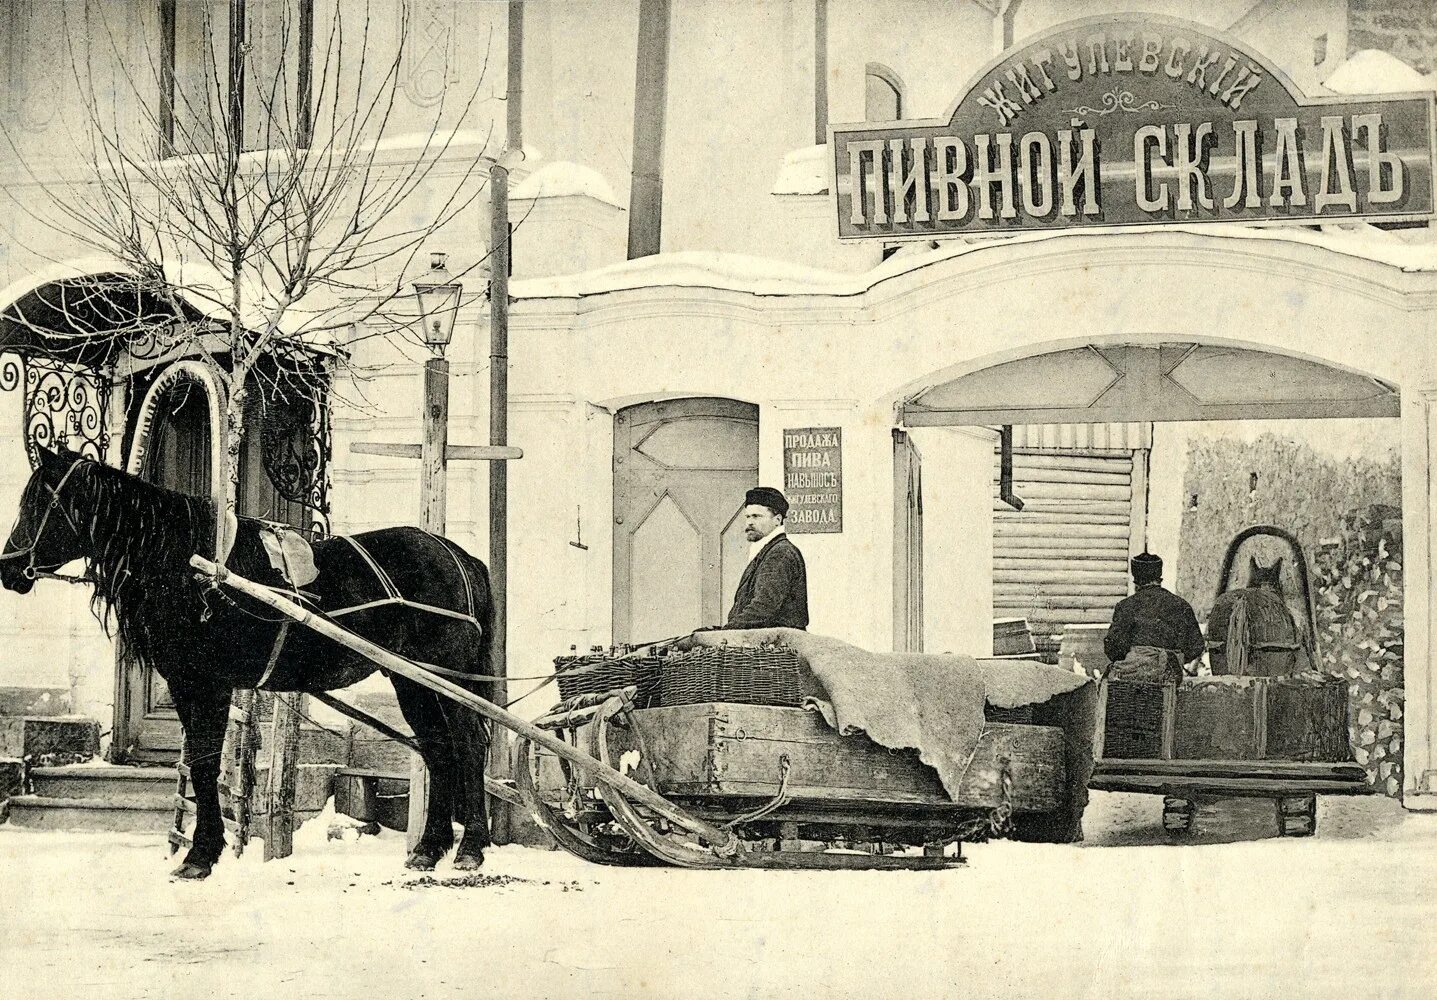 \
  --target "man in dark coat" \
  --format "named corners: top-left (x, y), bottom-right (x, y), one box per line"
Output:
top-left (723, 486), bottom-right (809, 630)
top-left (1104, 552), bottom-right (1205, 680)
